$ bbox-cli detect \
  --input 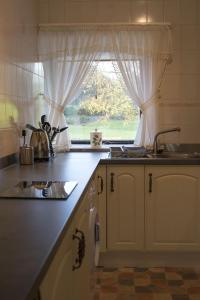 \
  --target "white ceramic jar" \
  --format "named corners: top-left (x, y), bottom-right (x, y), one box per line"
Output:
top-left (90, 129), bottom-right (102, 148)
